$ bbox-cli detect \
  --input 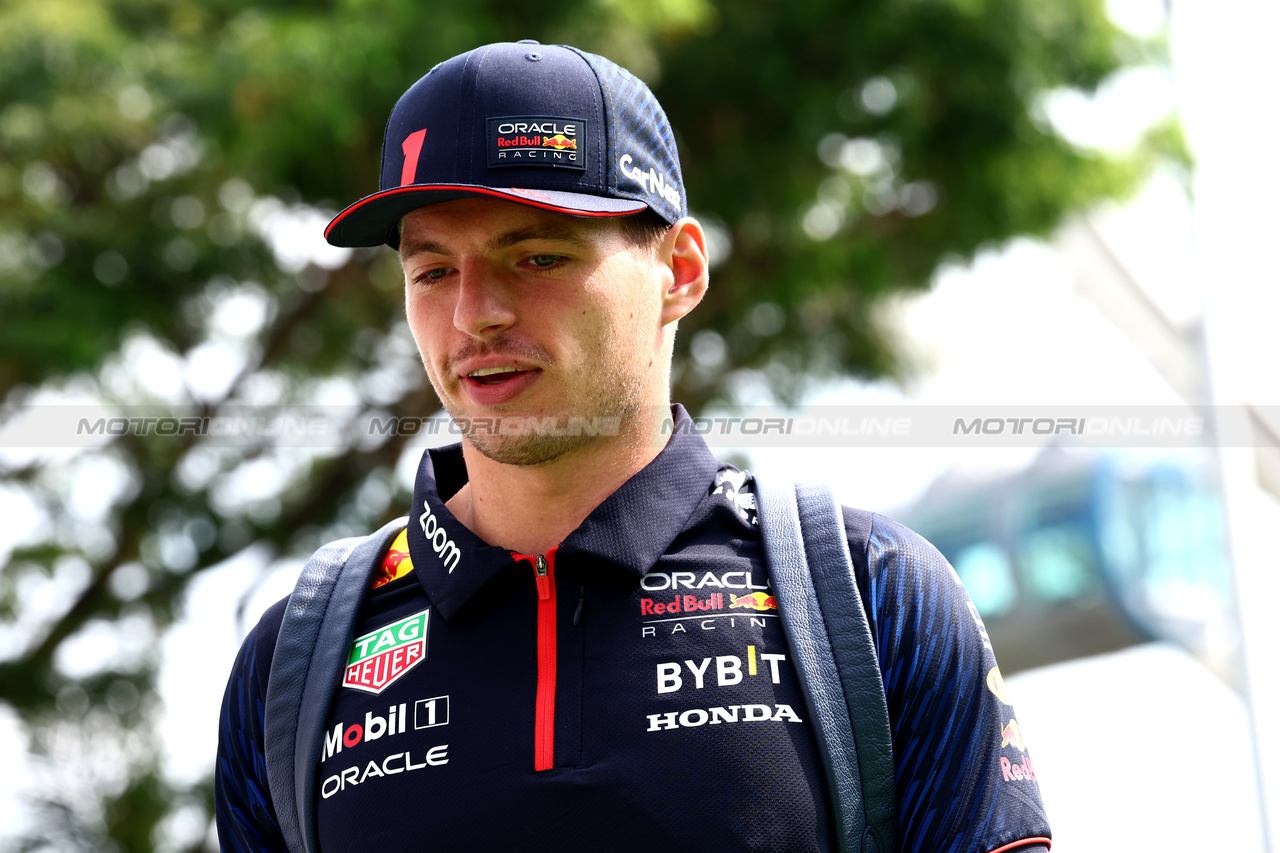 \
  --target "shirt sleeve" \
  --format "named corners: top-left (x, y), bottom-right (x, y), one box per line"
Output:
top-left (215, 598), bottom-right (290, 853)
top-left (846, 509), bottom-right (1053, 853)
